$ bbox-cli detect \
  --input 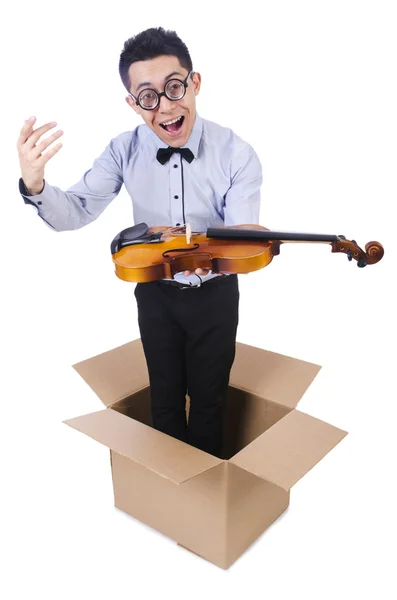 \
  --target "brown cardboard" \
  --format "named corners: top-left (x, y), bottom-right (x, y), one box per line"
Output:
top-left (64, 408), bottom-right (222, 484)
top-left (64, 338), bottom-right (347, 569)
top-left (230, 409), bottom-right (347, 490)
